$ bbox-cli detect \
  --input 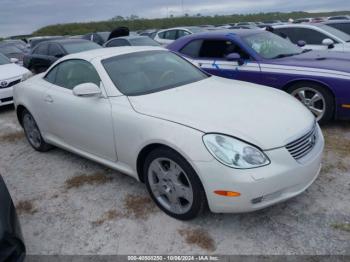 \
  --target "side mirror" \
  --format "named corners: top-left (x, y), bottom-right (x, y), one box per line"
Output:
top-left (73, 83), bottom-right (102, 97)
top-left (225, 53), bottom-right (244, 66)
top-left (297, 40), bottom-right (306, 47)
top-left (10, 58), bottom-right (19, 64)
top-left (322, 38), bottom-right (334, 49)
